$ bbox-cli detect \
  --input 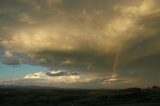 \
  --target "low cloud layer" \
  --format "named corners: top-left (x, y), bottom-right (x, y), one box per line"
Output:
top-left (0, 70), bottom-right (139, 88)
top-left (0, 0), bottom-right (160, 88)
top-left (24, 71), bottom-right (87, 84)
